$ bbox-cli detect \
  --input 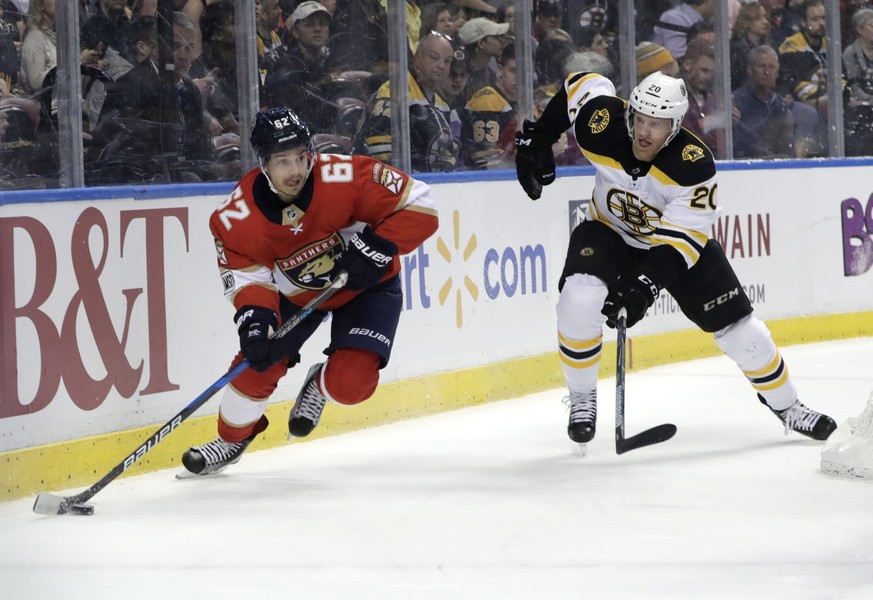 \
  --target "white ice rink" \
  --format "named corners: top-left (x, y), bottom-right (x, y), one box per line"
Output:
top-left (2, 338), bottom-right (873, 600)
